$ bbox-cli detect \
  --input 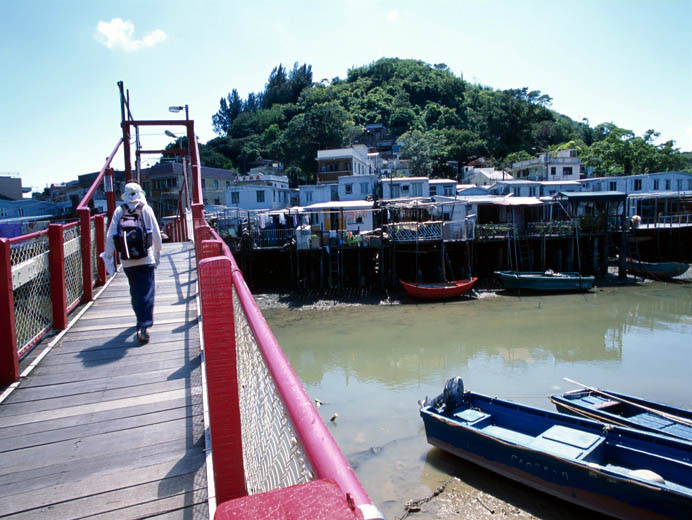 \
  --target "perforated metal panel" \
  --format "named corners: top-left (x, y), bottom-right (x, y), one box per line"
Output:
top-left (90, 220), bottom-right (98, 284)
top-left (233, 286), bottom-right (313, 494)
top-left (10, 234), bottom-right (52, 354)
top-left (64, 226), bottom-right (83, 310)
